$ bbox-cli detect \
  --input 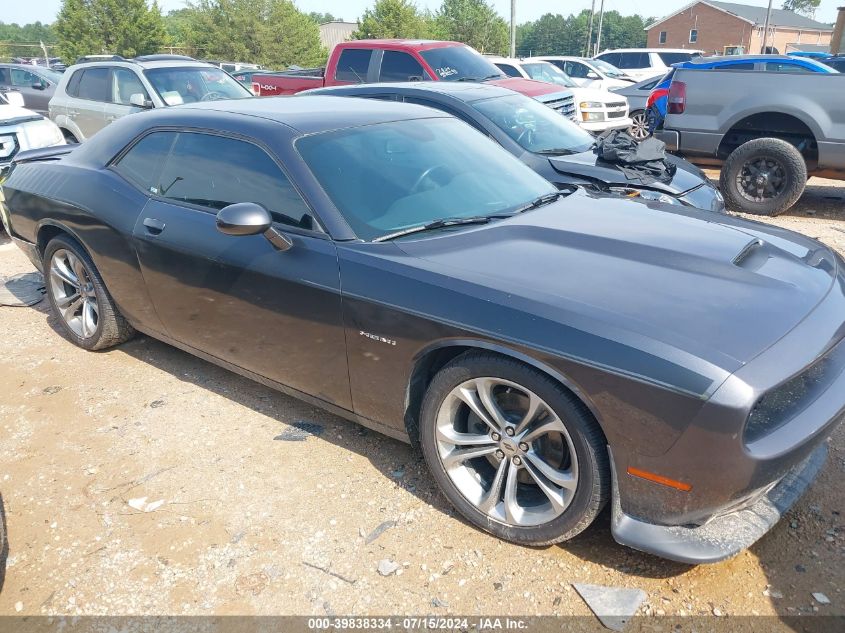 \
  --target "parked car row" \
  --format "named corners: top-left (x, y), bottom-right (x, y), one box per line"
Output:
top-left (3, 93), bottom-right (842, 565)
